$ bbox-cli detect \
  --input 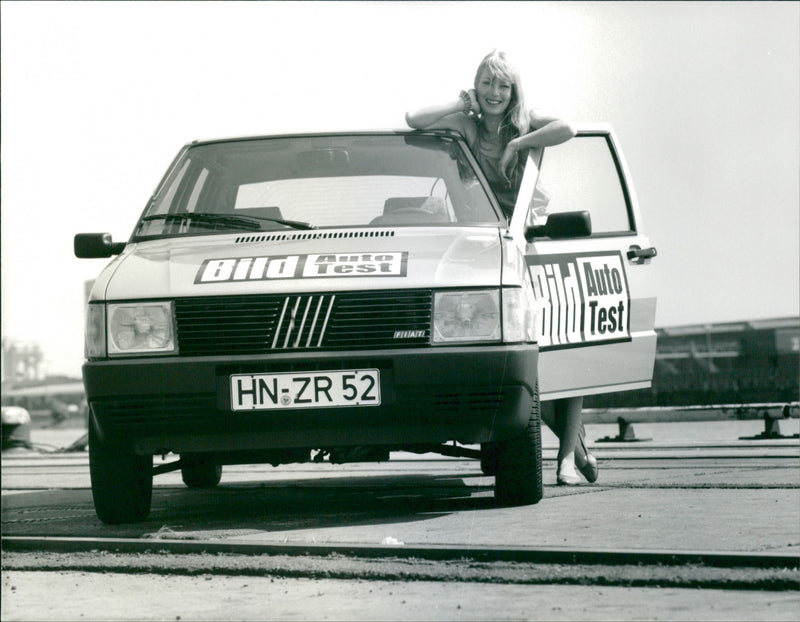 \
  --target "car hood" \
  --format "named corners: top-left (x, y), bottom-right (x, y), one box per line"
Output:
top-left (97, 227), bottom-right (505, 300)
